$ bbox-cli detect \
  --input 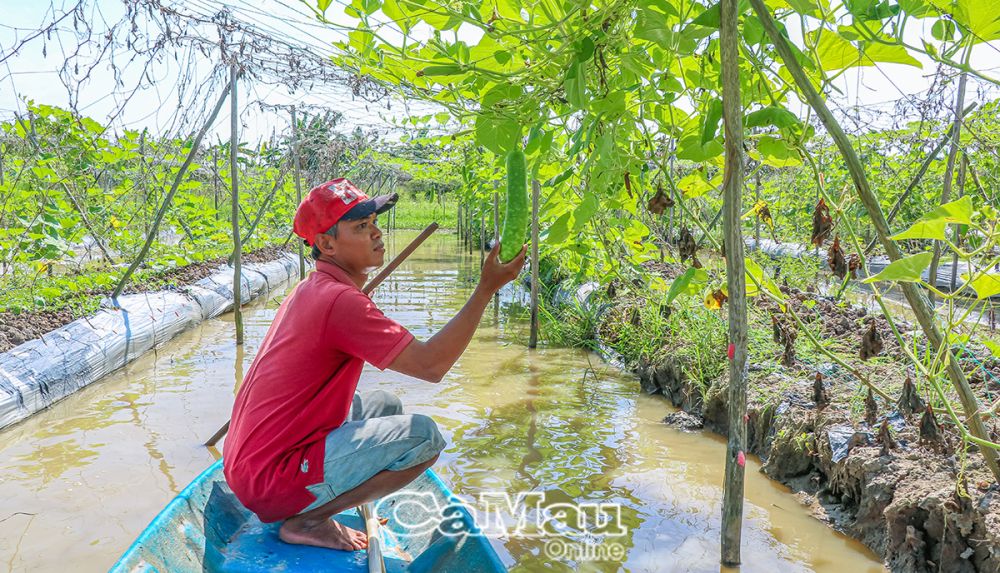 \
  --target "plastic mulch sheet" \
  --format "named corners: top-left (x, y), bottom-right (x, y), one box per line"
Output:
top-left (746, 237), bottom-right (997, 296)
top-left (0, 254), bottom-right (300, 430)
